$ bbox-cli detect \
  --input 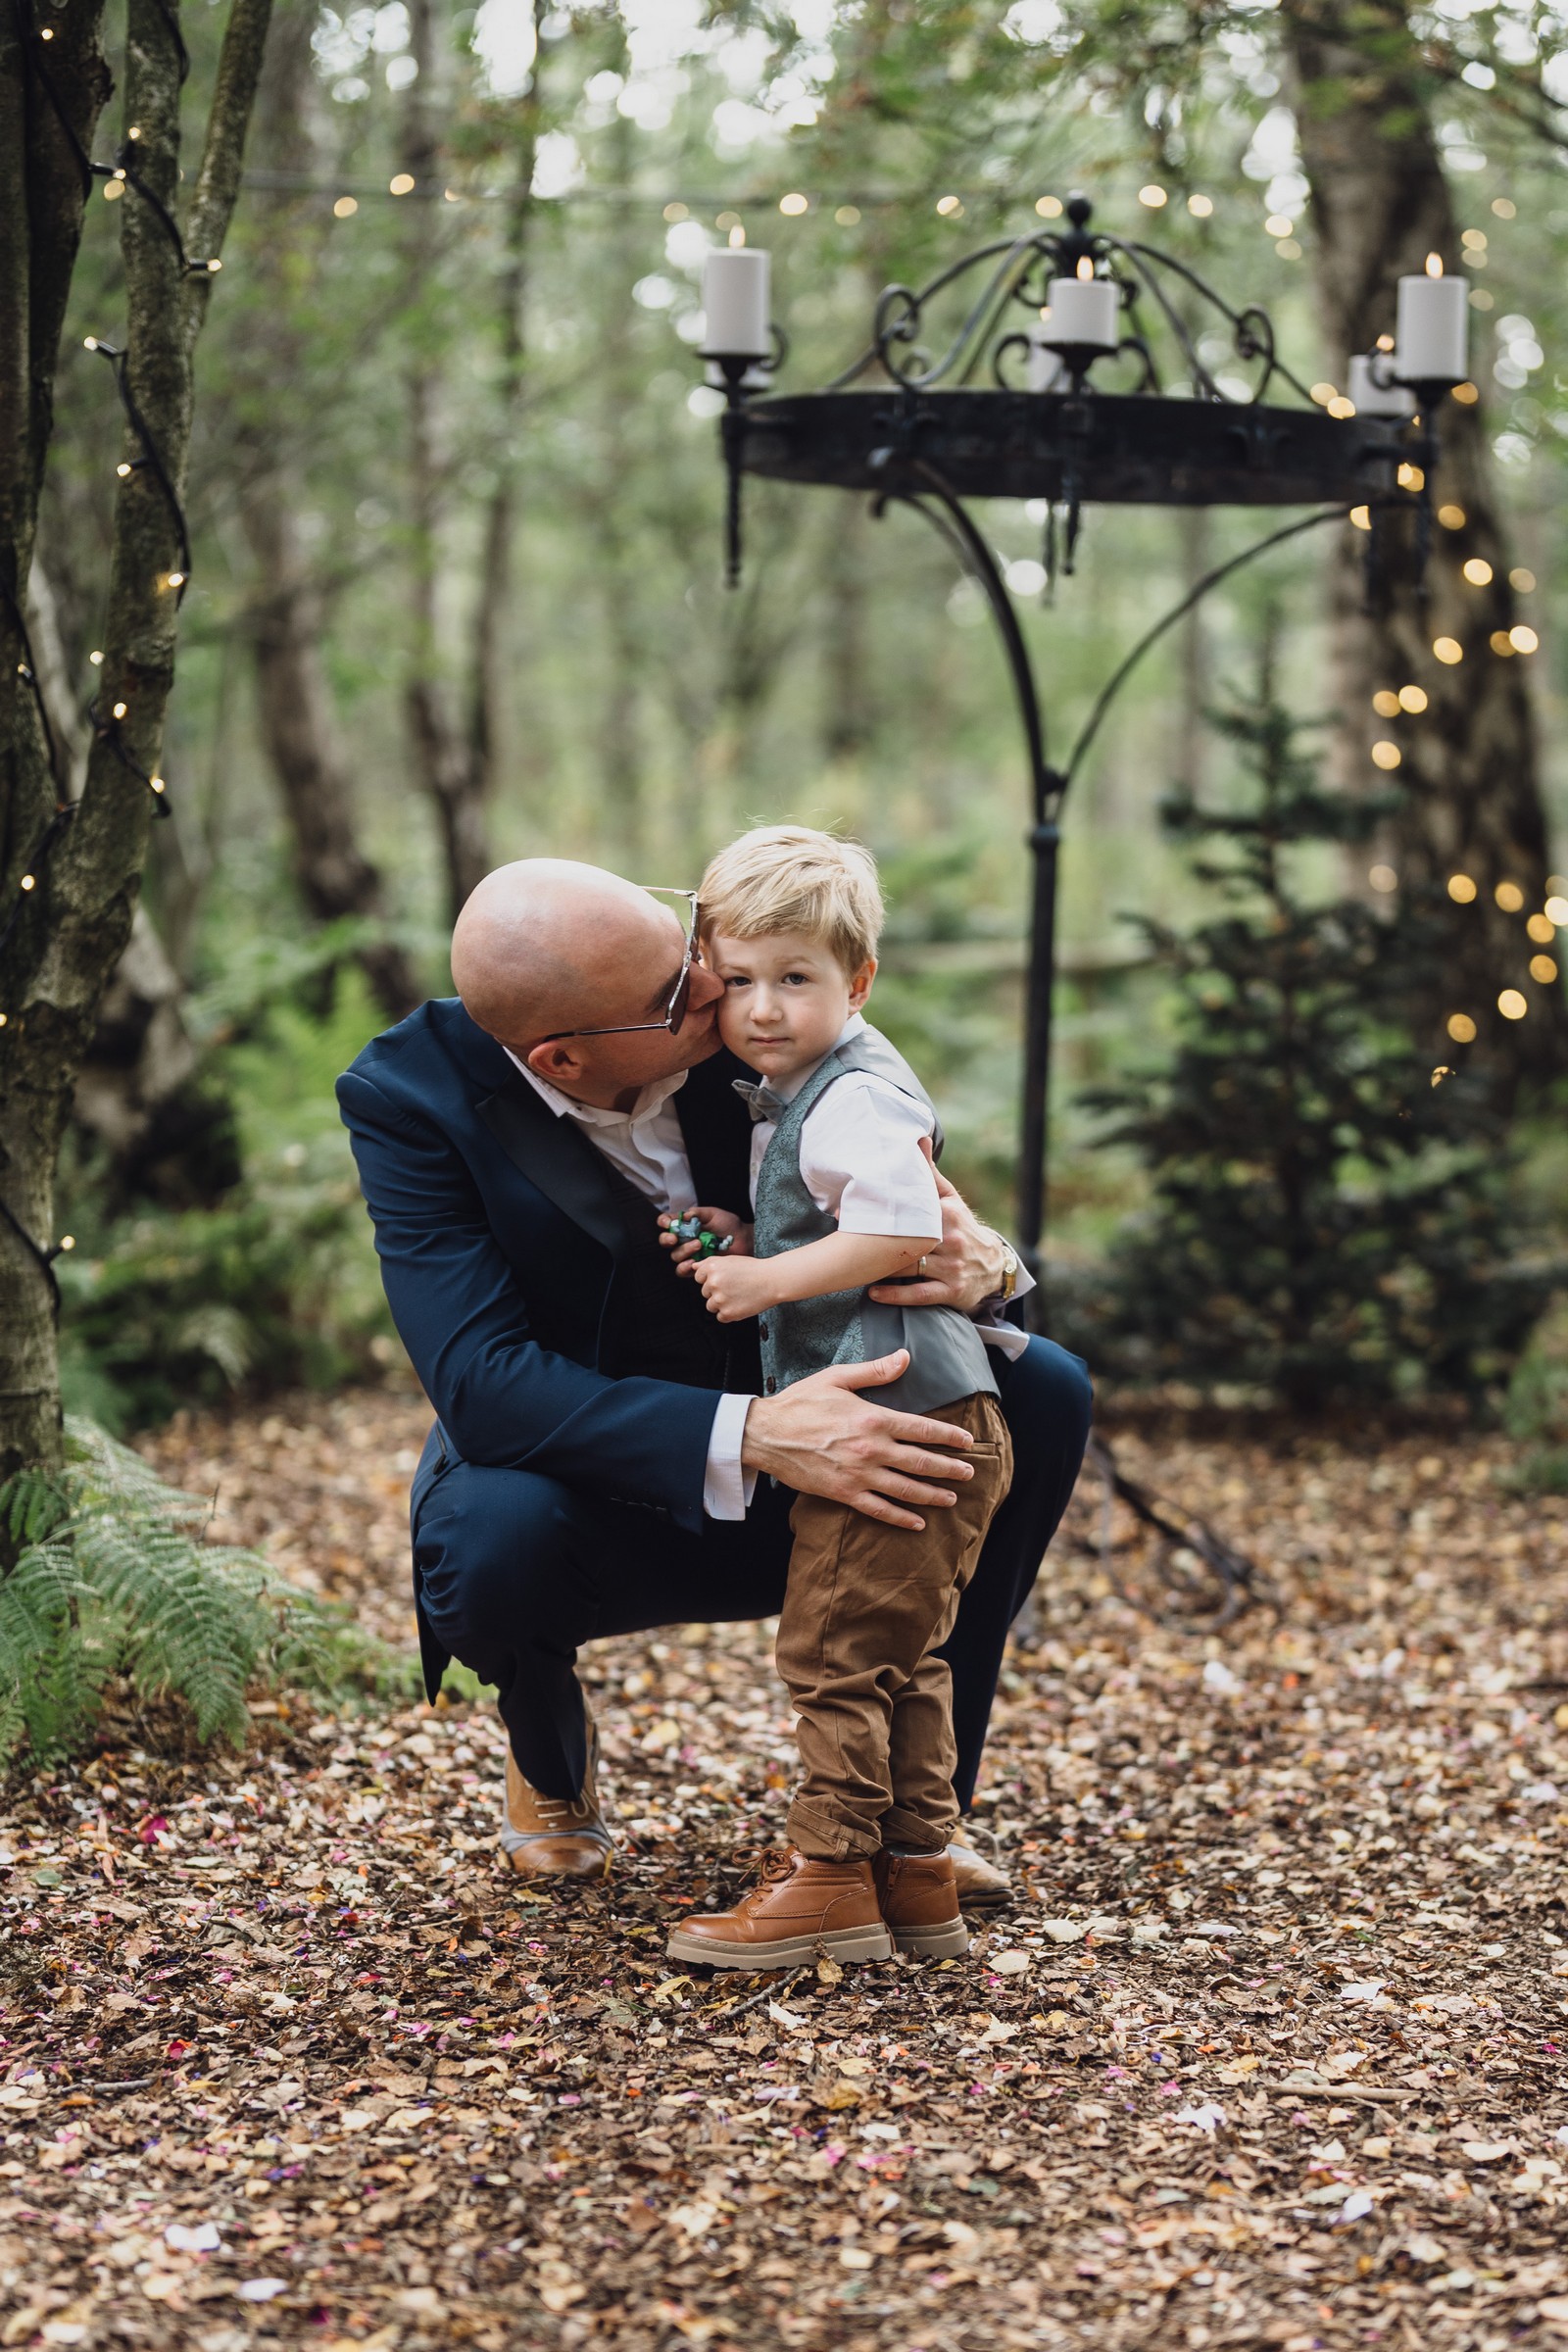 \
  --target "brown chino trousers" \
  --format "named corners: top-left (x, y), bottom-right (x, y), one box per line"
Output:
top-left (776, 1393), bottom-right (1013, 1862)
